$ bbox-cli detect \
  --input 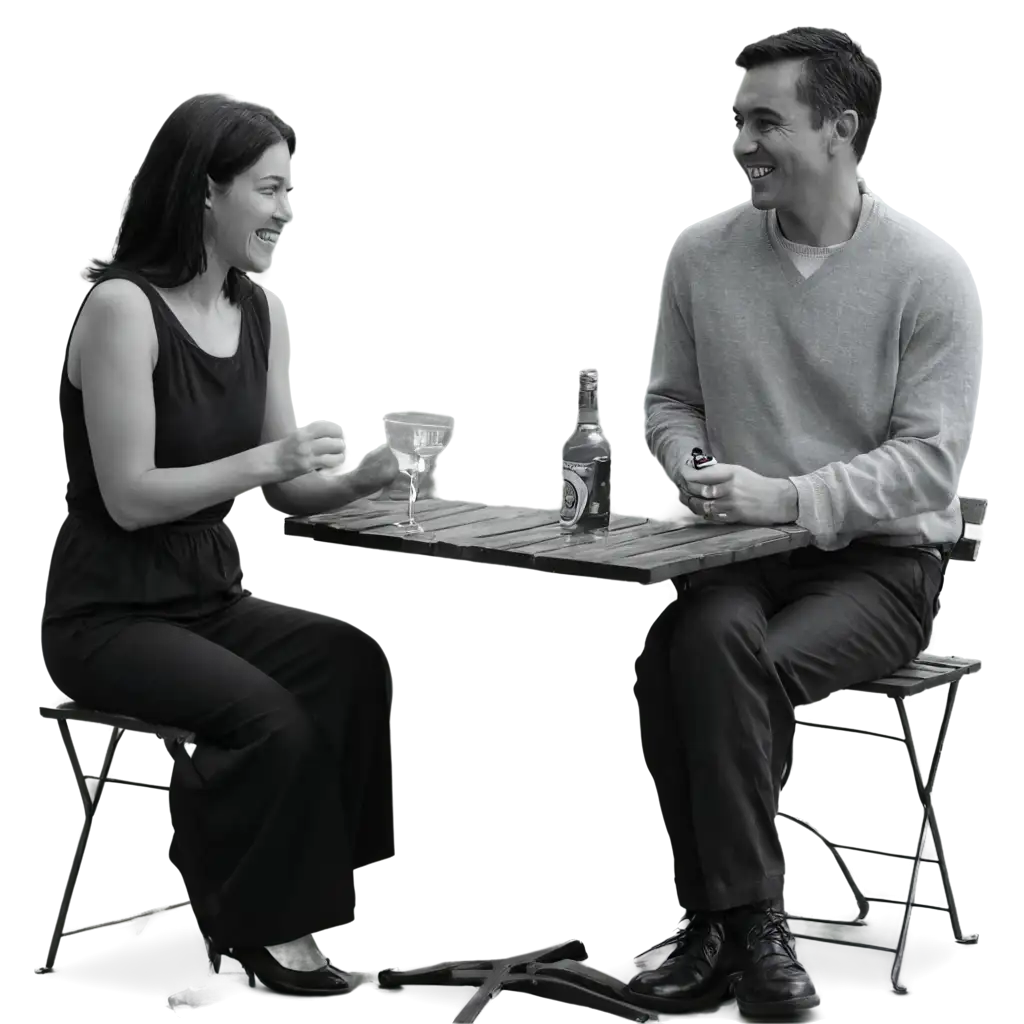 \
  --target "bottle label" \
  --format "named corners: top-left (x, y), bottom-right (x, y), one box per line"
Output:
top-left (560, 459), bottom-right (610, 526)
